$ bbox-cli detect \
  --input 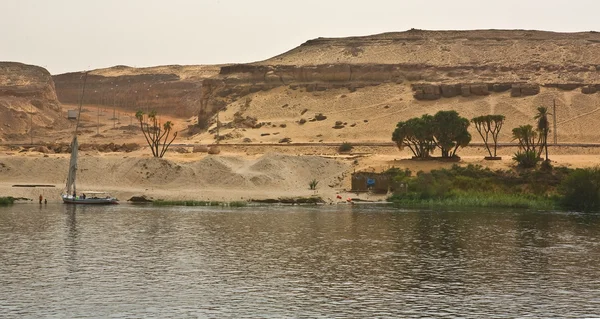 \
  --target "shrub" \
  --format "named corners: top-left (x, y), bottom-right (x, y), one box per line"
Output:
top-left (338, 142), bottom-right (353, 153)
top-left (513, 150), bottom-right (539, 168)
top-left (540, 159), bottom-right (553, 171)
top-left (402, 171), bottom-right (453, 199)
top-left (0, 197), bottom-right (15, 206)
top-left (228, 201), bottom-right (248, 207)
top-left (558, 167), bottom-right (600, 211)
top-left (309, 179), bottom-right (319, 190)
